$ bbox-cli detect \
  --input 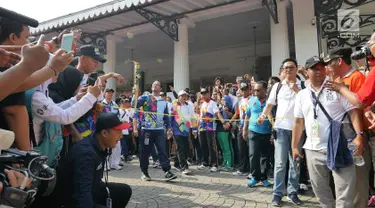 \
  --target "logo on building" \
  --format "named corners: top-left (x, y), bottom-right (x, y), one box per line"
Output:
top-left (337, 9), bottom-right (360, 39)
